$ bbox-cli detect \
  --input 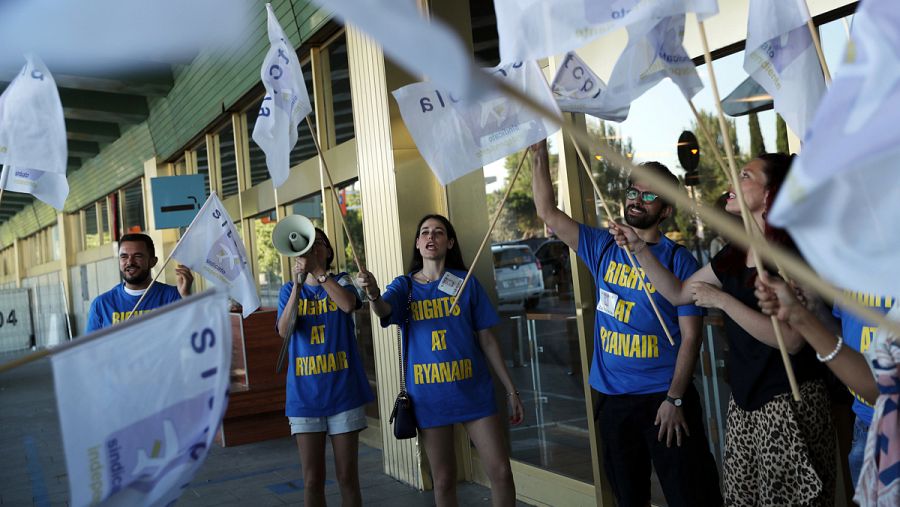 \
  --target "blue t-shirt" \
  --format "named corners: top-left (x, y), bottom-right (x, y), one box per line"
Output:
top-left (577, 224), bottom-right (704, 395)
top-left (380, 270), bottom-right (499, 428)
top-left (277, 273), bottom-right (374, 418)
top-left (833, 292), bottom-right (894, 425)
top-left (85, 283), bottom-right (181, 333)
